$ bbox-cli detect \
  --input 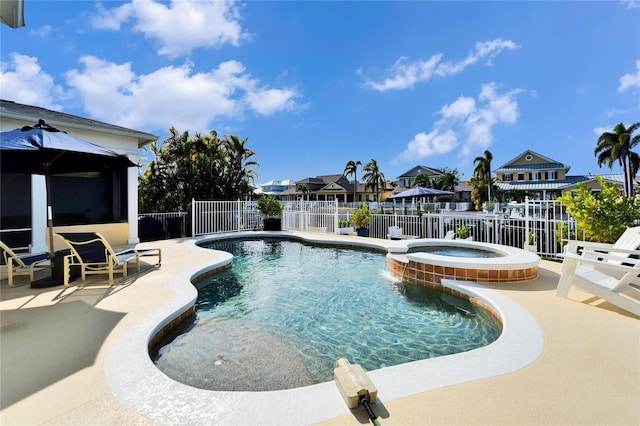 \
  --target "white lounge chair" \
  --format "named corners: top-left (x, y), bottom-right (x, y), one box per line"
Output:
top-left (387, 226), bottom-right (402, 239)
top-left (564, 226), bottom-right (640, 256)
top-left (387, 226), bottom-right (419, 240)
top-left (556, 228), bottom-right (640, 316)
top-left (444, 230), bottom-right (456, 240)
